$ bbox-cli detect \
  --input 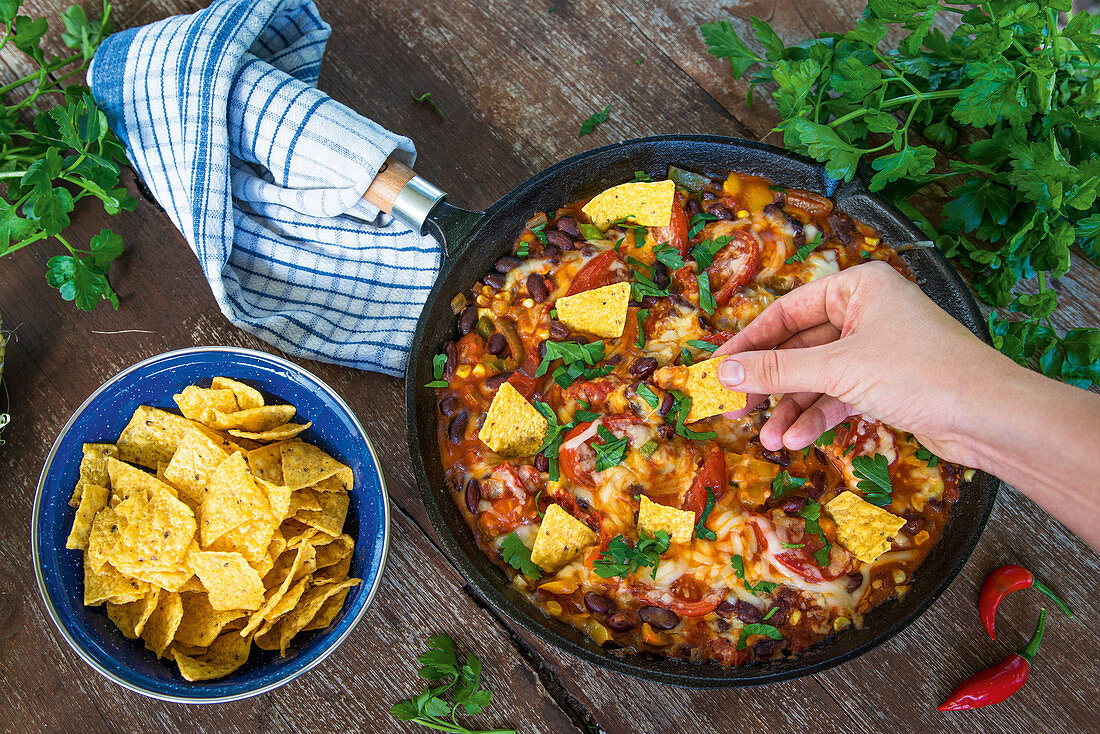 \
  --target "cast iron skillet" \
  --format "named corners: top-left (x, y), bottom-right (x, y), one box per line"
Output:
top-left (398, 135), bottom-right (998, 687)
